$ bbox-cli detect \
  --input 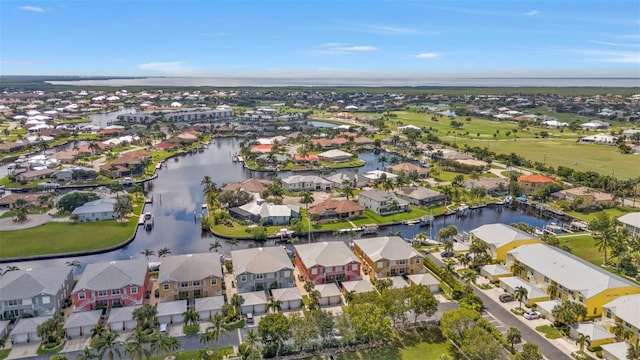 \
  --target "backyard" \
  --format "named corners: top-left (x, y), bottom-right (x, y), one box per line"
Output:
top-left (337, 326), bottom-right (448, 360)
